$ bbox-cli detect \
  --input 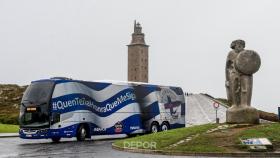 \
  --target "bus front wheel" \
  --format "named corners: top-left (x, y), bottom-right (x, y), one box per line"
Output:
top-left (77, 125), bottom-right (87, 141)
